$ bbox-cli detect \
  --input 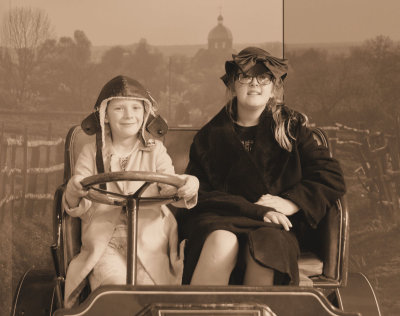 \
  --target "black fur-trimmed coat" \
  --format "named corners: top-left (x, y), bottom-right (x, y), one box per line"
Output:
top-left (181, 103), bottom-right (346, 285)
